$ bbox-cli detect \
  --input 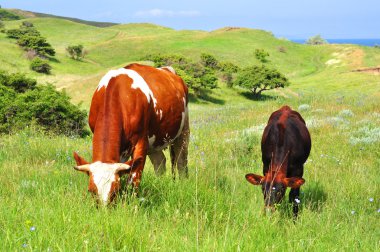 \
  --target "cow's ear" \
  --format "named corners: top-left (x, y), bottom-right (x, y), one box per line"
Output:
top-left (245, 173), bottom-right (264, 185)
top-left (118, 157), bottom-right (143, 177)
top-left (73, 152), bottom-right (89, 165)
top-left (284, 177), bottom-right (305, 188)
